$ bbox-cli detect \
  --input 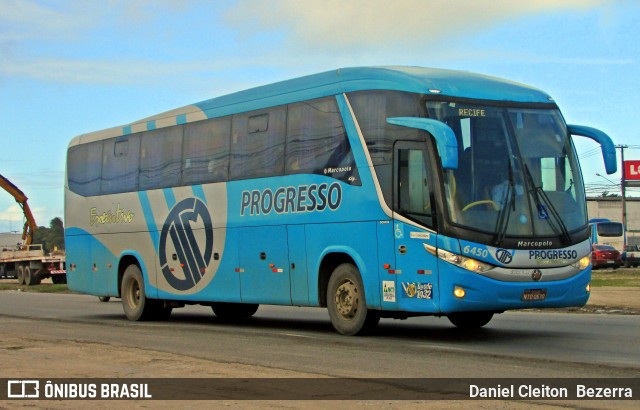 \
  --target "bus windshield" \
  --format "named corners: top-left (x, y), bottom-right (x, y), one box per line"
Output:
top-left (426, 101), bottom-right (586, 240)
